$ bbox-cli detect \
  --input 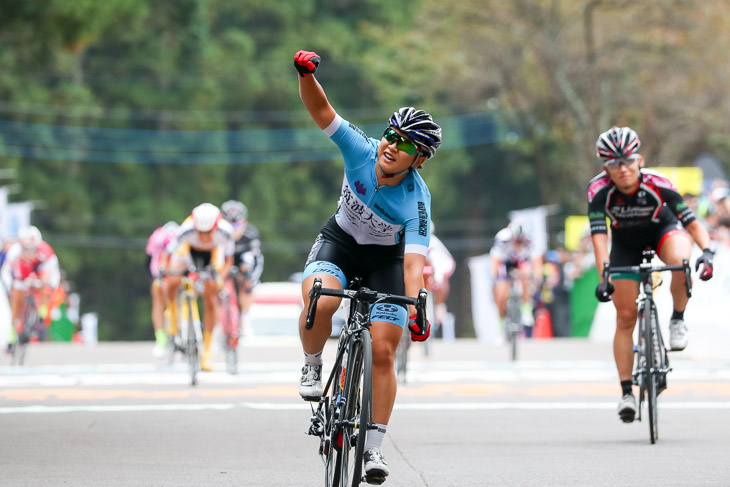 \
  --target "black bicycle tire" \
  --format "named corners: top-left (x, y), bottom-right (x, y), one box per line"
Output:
top-left (645, 300), bottom-right (657, 444)
top-left (14, 302), bottom-right (37, 366)
top-left (187, 296), bottom-right (198, 386)
top-left (324, 345), bottom-right (347, 487)
top-left (506, 294), bottom-right (521, 361)
top-left (351, 329), bottom-right (372, 486)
